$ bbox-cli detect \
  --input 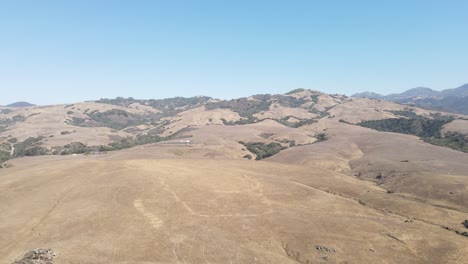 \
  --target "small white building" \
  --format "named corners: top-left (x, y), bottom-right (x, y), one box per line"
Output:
top-left (179, 139), bottom-right (191, 145)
